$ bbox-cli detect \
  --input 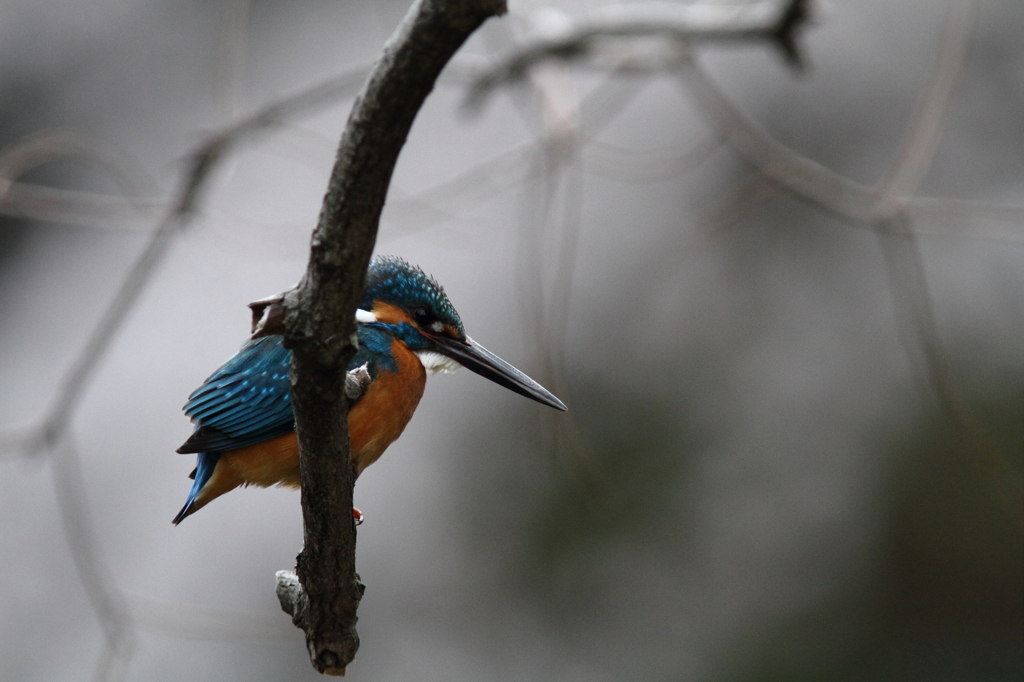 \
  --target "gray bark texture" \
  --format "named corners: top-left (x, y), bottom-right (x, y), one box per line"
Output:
top-left (275, 0), bottom-right (507, 675)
